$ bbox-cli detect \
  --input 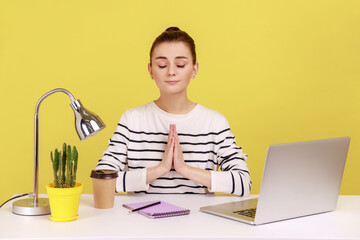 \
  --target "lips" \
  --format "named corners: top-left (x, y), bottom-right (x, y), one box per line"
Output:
top-left (165, 81), bottom-right (180, 85)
